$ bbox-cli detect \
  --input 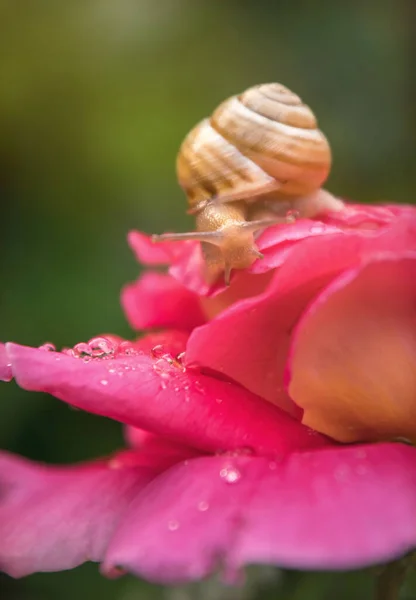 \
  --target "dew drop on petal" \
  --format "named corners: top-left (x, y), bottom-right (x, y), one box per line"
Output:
top-left (220, 465), bottom-right (241, 484)
top-left (88, 336), bottom-right (116, 358)
top-left (72, 342), bottom-right (92, 359)
top-left (309, 223), bottom-right (326, 234)
top-left (61, 347), bottom-right (75, 357)
top-left (167, 520), bottom-right (179, 531)
top-left (215, 398), bottom-right (223, 404)
top-left (198, 500), bottom-right (209, 512)
top-left (100, 379), bottom-right (108, 386)
top-left (116, 341), bottom-right (138, 357)
top-left (268, 461), bottom-right (277, 470)
top-left (286, 209), bottom-right (300, 222)
top-left (151, 345), bottom-right (174, 363)
top-left (38, 343), bottom-right (56, 352)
